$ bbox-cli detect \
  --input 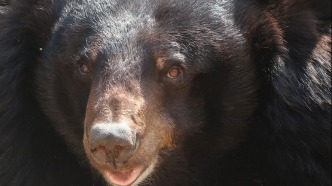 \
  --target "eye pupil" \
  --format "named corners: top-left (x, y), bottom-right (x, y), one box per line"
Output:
top-left (167, 66), bottom-right (181, 78)
top-left (79, 64), bottom-right (90, 73)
